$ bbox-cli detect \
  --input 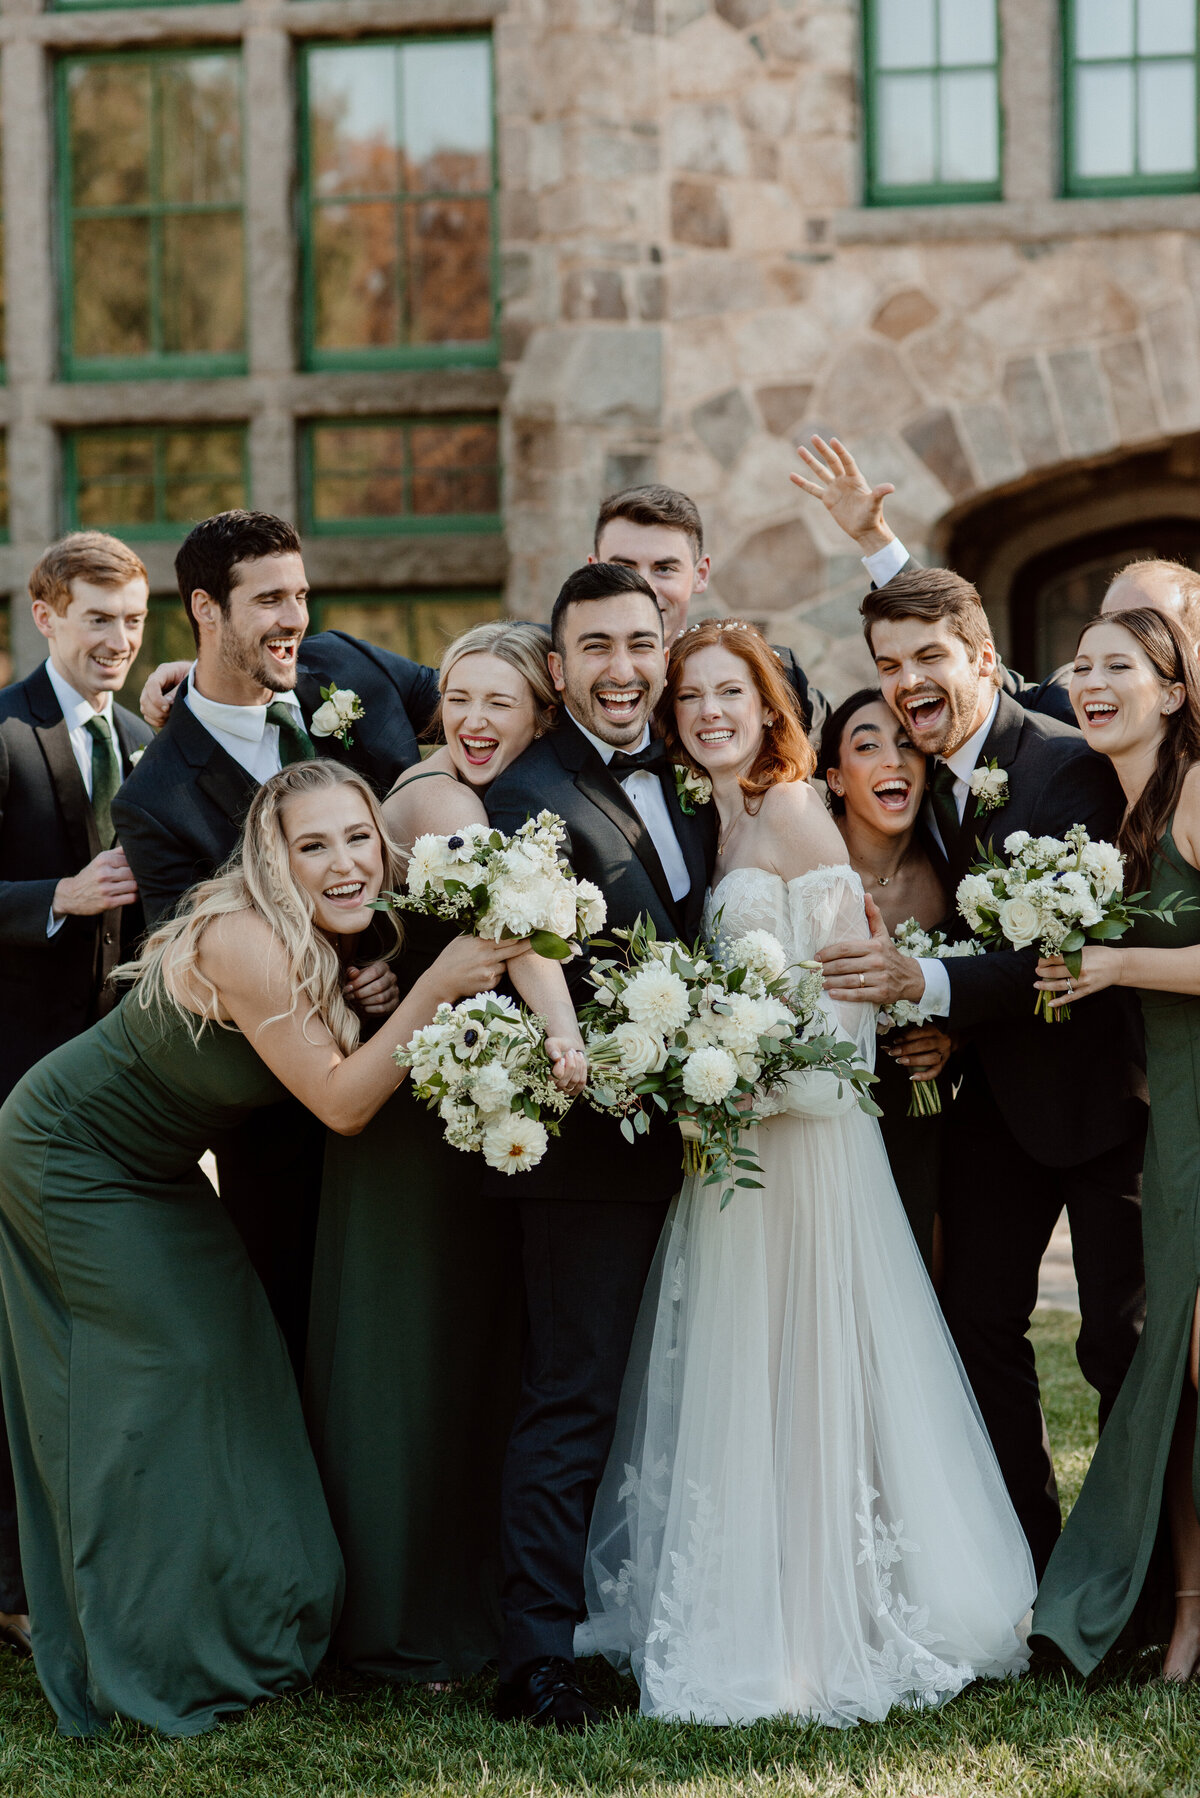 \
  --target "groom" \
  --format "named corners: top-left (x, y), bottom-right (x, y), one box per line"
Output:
top-left (484, 563), bottom-right (714, 1729)
top-left (819, 565), bottom-right (1147, 1576)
